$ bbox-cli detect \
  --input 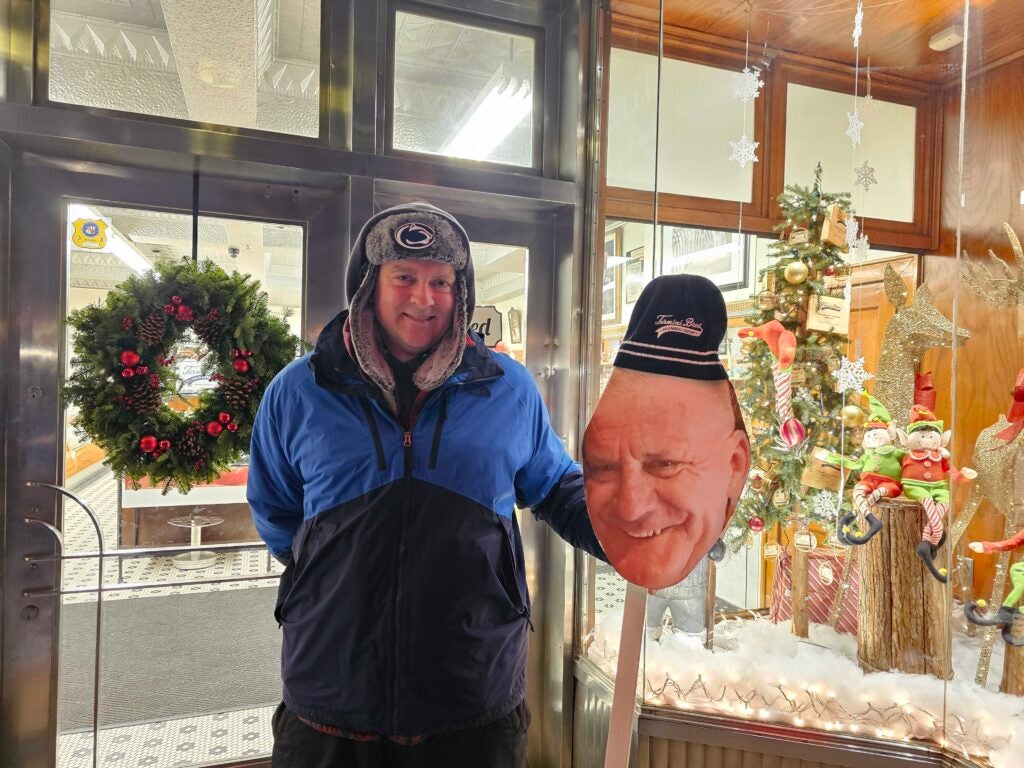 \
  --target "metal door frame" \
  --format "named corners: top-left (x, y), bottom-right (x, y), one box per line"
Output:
top-left (1, 154), bottom-right (347, 768)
